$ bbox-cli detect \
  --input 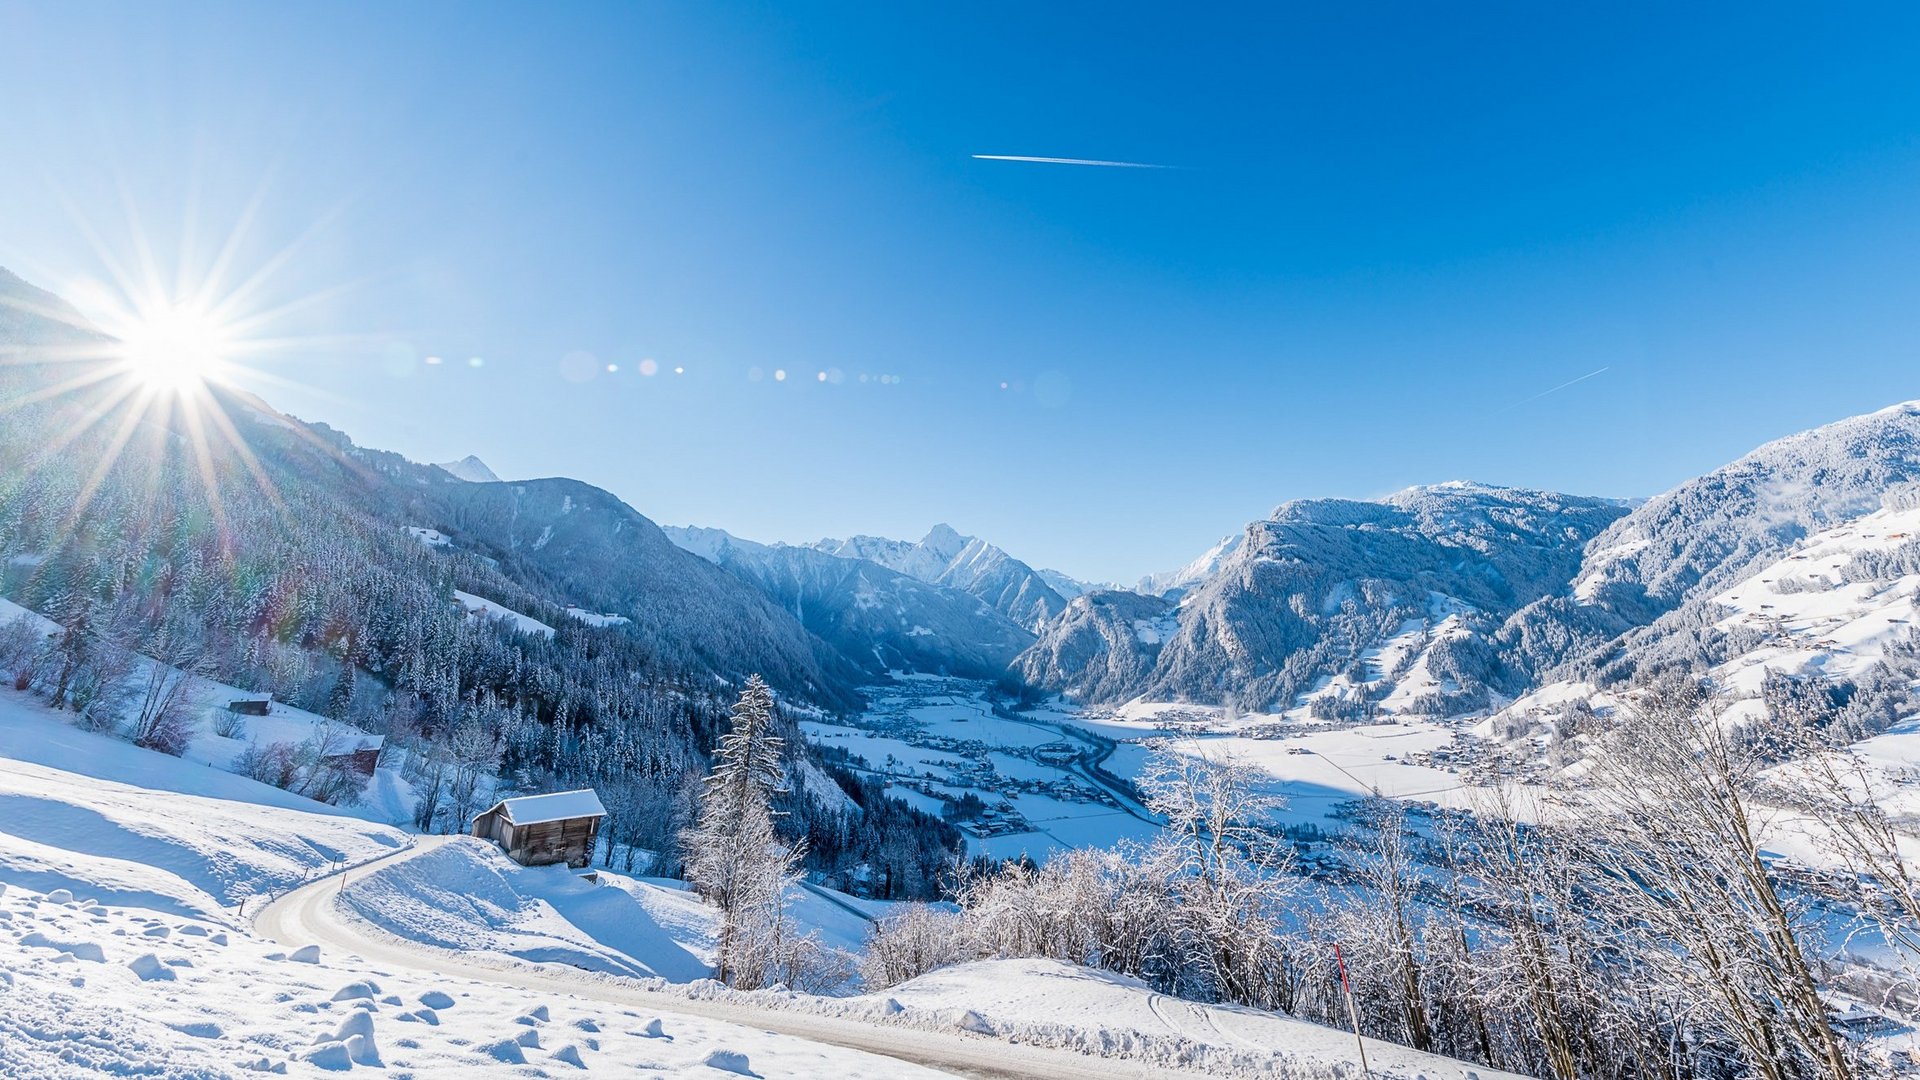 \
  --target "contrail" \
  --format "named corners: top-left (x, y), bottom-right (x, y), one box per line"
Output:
top-left (1499, 365), bottom-right (1610, 413)
top-left (972, 154), bottom-right (1170, 169)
